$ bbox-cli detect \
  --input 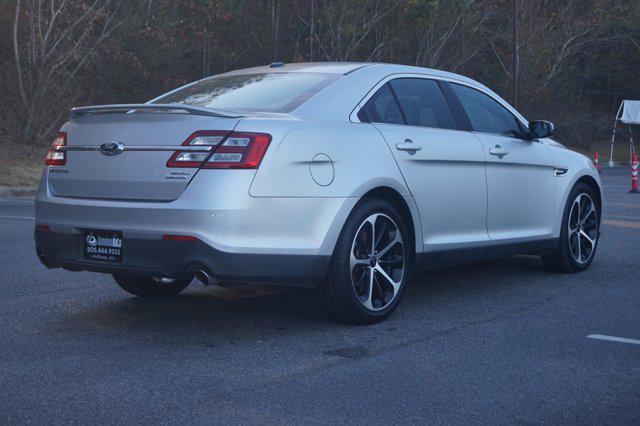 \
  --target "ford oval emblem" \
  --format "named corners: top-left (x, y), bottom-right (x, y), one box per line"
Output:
top-left (100, 141), bottom-right (125, 156)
